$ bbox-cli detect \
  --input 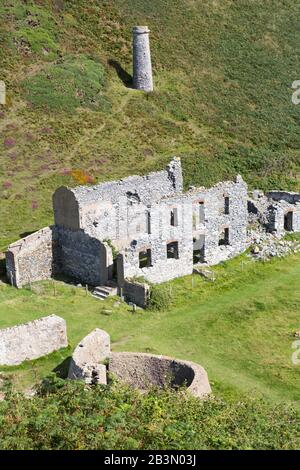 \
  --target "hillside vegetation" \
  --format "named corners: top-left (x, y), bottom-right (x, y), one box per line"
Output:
top-left (0, 376), bottom-right (299, 450)
top-left (0, 0), bottom-right (300, 249)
